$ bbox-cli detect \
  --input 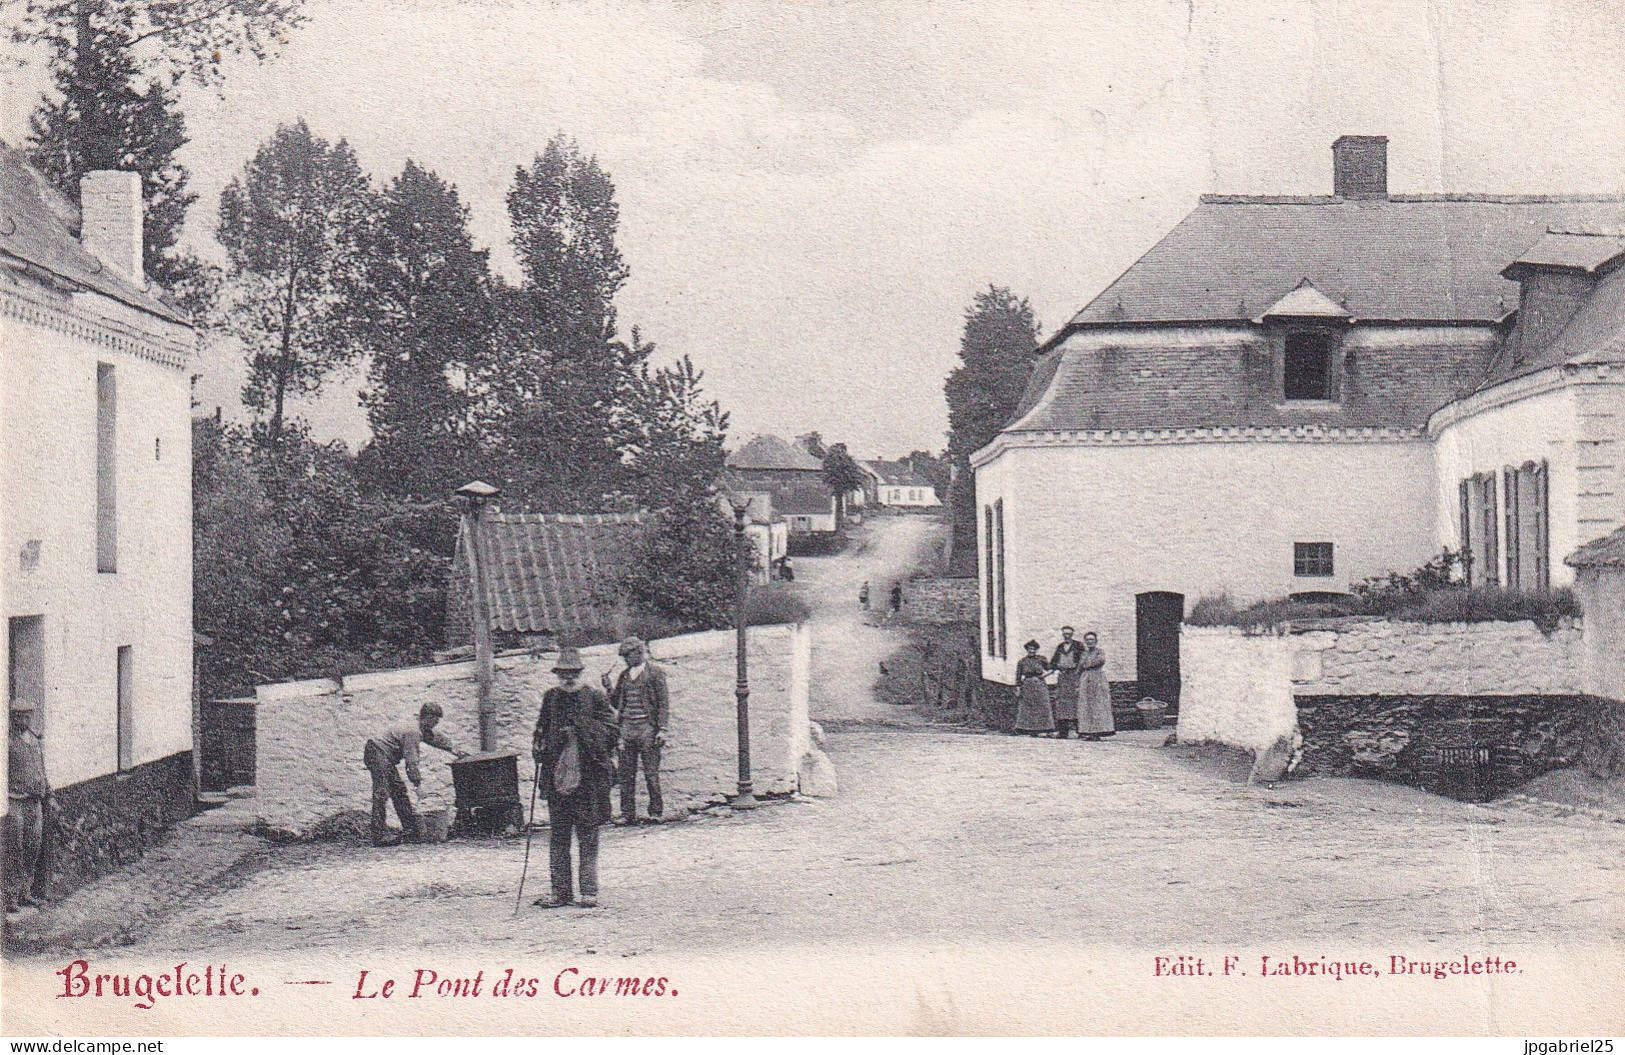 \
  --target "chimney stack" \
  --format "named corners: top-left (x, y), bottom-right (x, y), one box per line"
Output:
top-left (79, 171), bottom-right (145, 285)
top-left (1332, 135), bottom-right (1388, 199)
